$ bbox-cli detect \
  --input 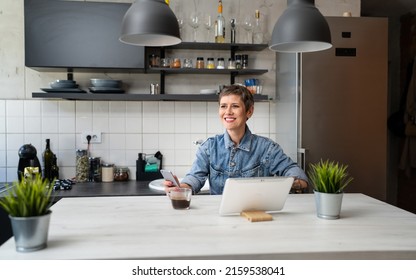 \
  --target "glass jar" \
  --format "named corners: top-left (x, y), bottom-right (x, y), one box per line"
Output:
top-left (206, 58), bottom-right (215, 69)
top-left (88, 157), bottom-right (101, 182)
top-left (183, 58), bottom-right (193, 68)
top-left (114, 166), bottom-right (130, 181)
top-left (160, 58), bottom-right (170, 68)
top-left (242, 54), bottom-right (249, 69)
top-left (171, 58), bottom-right (181, 68)
top-left (101, 163), bottom-right (114, 182)
top-left (75, 149), bottom-right (88, 182)
top-left (235, 54), bottom-right (242, 69)
top-left (227, 58), bottom-right (235, 69)
top-left (149, 54), bottom-right (160, 67)
top-left (216, 58), bottom-right (225, 69)
top-left (196, 57), bottom-right (204, 69)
